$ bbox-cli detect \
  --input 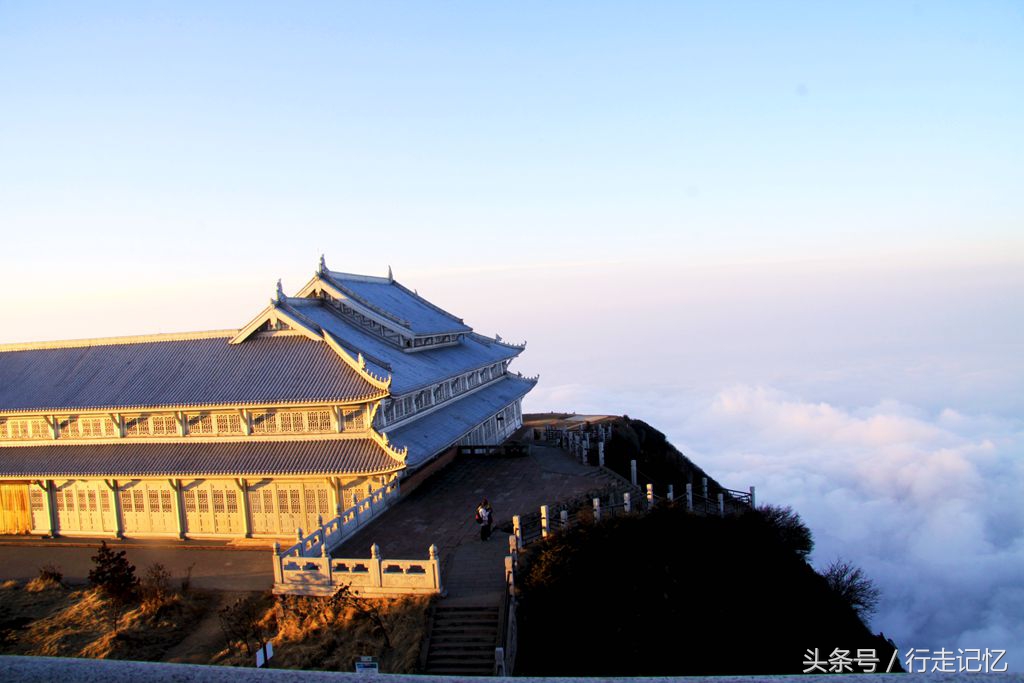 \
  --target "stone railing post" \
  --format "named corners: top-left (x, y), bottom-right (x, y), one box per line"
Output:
top-left (646, 484), bottom-right (654, 506)
top-left (429, 544), bottom-right (441, 593)
top-left (508, 534), bottom-right (518, 556)
top-left (560, 509), bottom-right (568, 529)
top-left (749, 485), bottom-right (756, 509)
top-left (370, 543), bottom-right (383, 589)
top-left (512, 515), bottom-right (522, 549)
top-left (272, 542), bottom-right (283, 584)
top-left (598, 441), bottom-right (605, 467)
top-left (686, 483), bottom-right (693, 512)
top-left (624, 492), bottom-right (631, 513)
top-left (321, 544), bottom-right (332, 586)
top-left (717, 493), bottom-right (725, 517)
top-left (630, 460), bottom-right (638, 486)
top-left (667, 484), bottom-right (674, 502)
top-left (593, 497), bottom-right (601, 522)
top-left (540, 505), bottom-right (549, 538)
